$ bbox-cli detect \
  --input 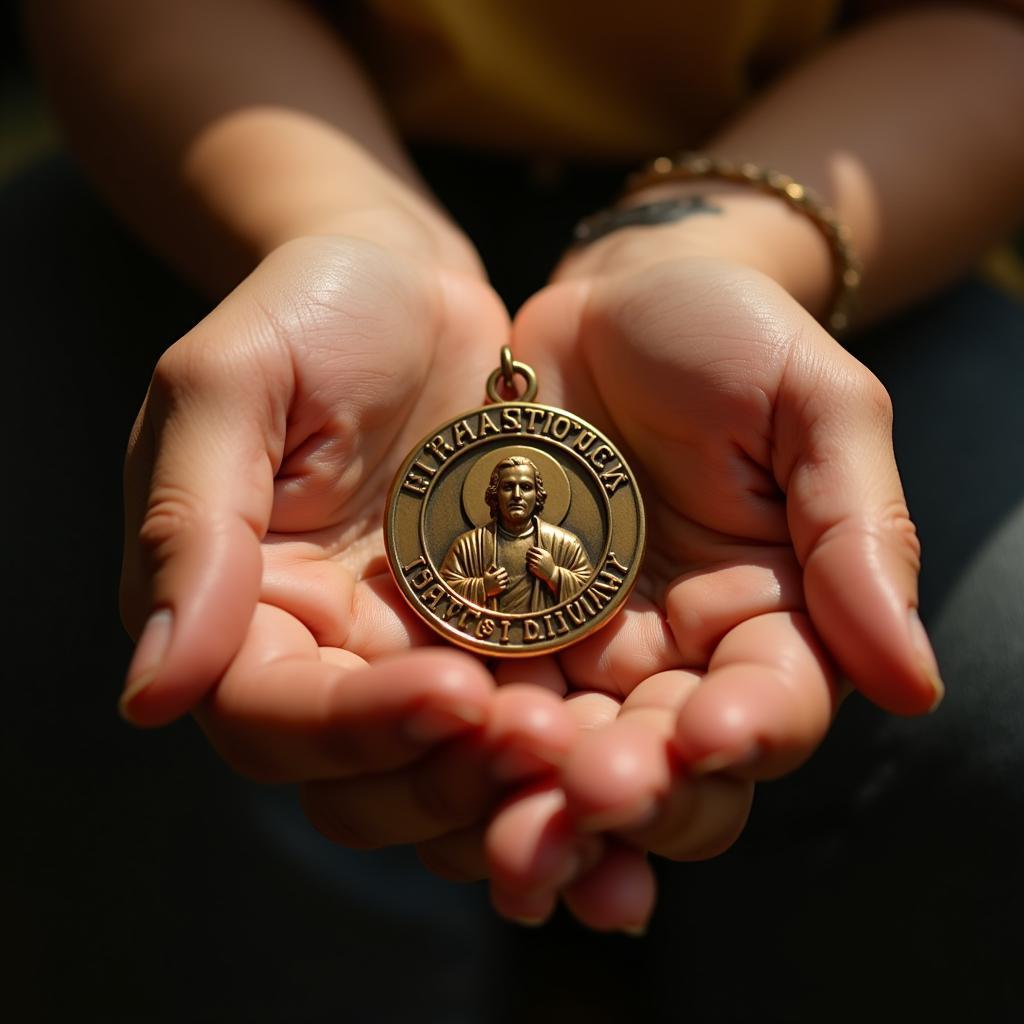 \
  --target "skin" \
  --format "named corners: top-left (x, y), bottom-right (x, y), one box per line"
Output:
top-left (28, 0), bottom-right (1024, 933)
